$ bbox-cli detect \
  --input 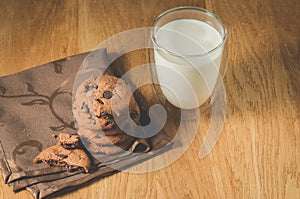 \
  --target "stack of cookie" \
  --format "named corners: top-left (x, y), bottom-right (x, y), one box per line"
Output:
top-left (73, 75), bottom-right (141, 155)
top-left (34, 132), bottom-right (91, 173)
top-left (33, 75), bottom-right (146, 173)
